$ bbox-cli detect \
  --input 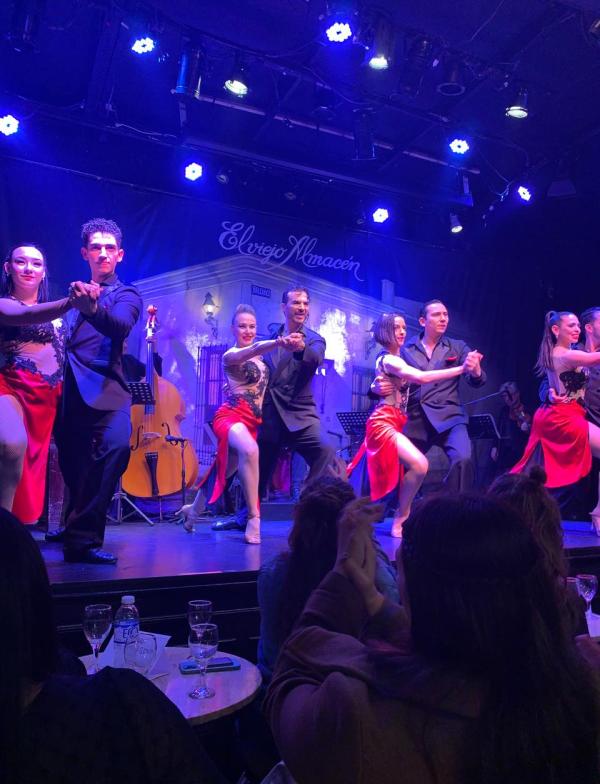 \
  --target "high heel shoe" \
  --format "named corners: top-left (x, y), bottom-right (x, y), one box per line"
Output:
top-left (245, 516), bottom-right (261, 545)
top-left (178, 504), bottom-right (200, 533)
